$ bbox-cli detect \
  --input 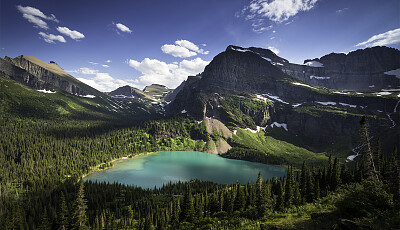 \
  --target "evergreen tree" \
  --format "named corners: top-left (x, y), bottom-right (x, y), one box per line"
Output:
top-left (57, 192), bottom-right (69, 230)
top-left (331, 157), bottom-right (341, 191)
top-left (256, 172), bottom-right (266, 217)
top-left (284, 165), bottom-right (294, 208)
top-left (275, 180), bottom-right (284, 211)
top-left (233, 182), bottom-right (245, 212)
top-left (38, 208), bottom-right (51, 230)
top-left (71, 180), bottom-right (88, 230)
top-left (359, 116), bottom-right (379, 182)
top-left (180, 185), bottom-right (195, 222)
